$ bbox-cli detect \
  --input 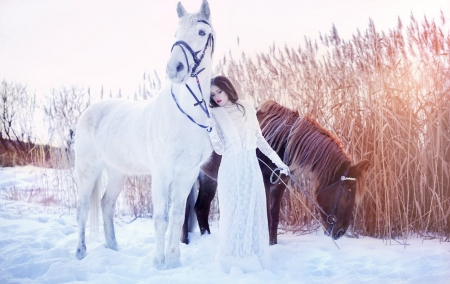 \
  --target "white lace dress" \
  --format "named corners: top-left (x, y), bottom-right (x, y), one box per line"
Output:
top-left (209, 100), bottom-right (277, 273)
